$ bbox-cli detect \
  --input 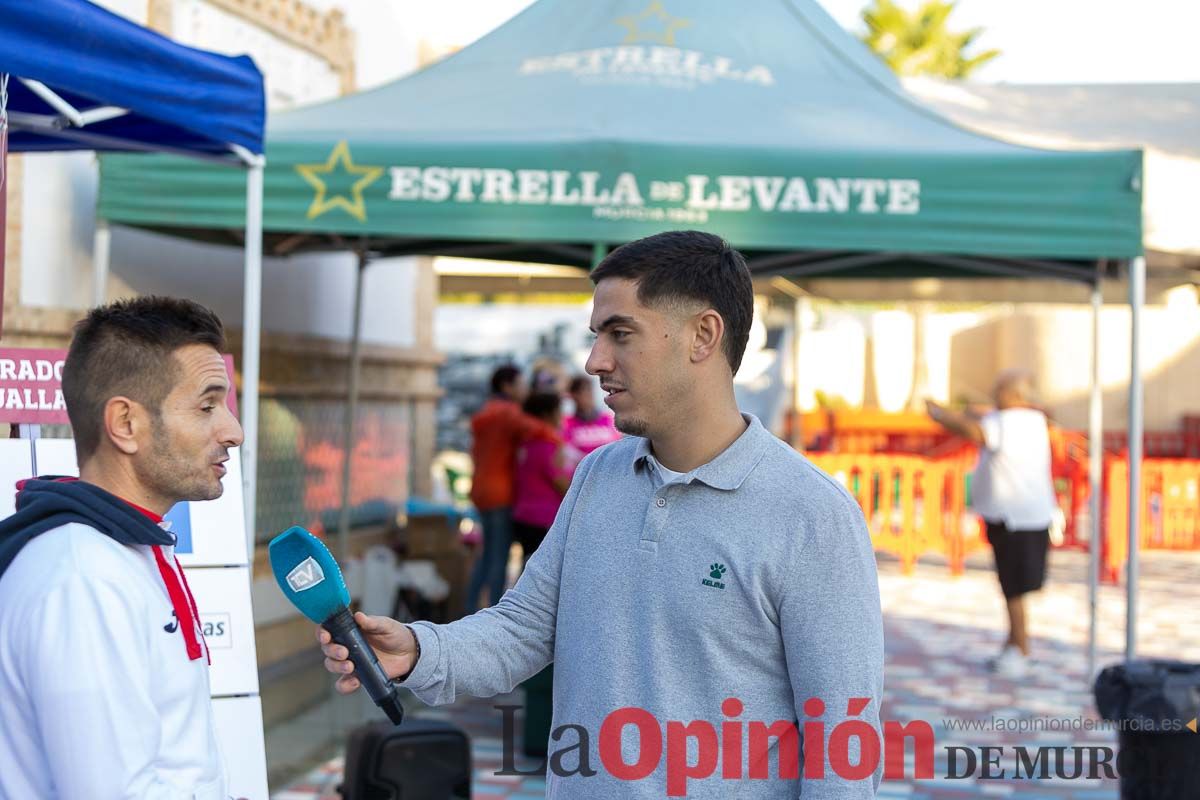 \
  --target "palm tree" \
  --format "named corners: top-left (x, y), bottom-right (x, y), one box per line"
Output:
top-left (858, 2), bottom-right (998, 409)
top-left (860, 0), bottom-right (999, 79)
